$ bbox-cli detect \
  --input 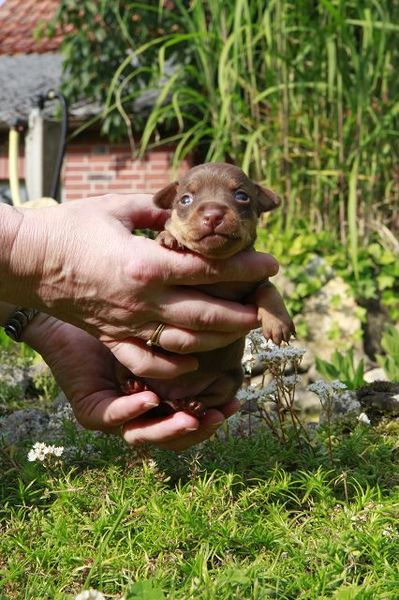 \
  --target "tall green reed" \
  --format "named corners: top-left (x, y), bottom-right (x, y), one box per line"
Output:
top-left (106, 0), bottom-right (399, 270)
